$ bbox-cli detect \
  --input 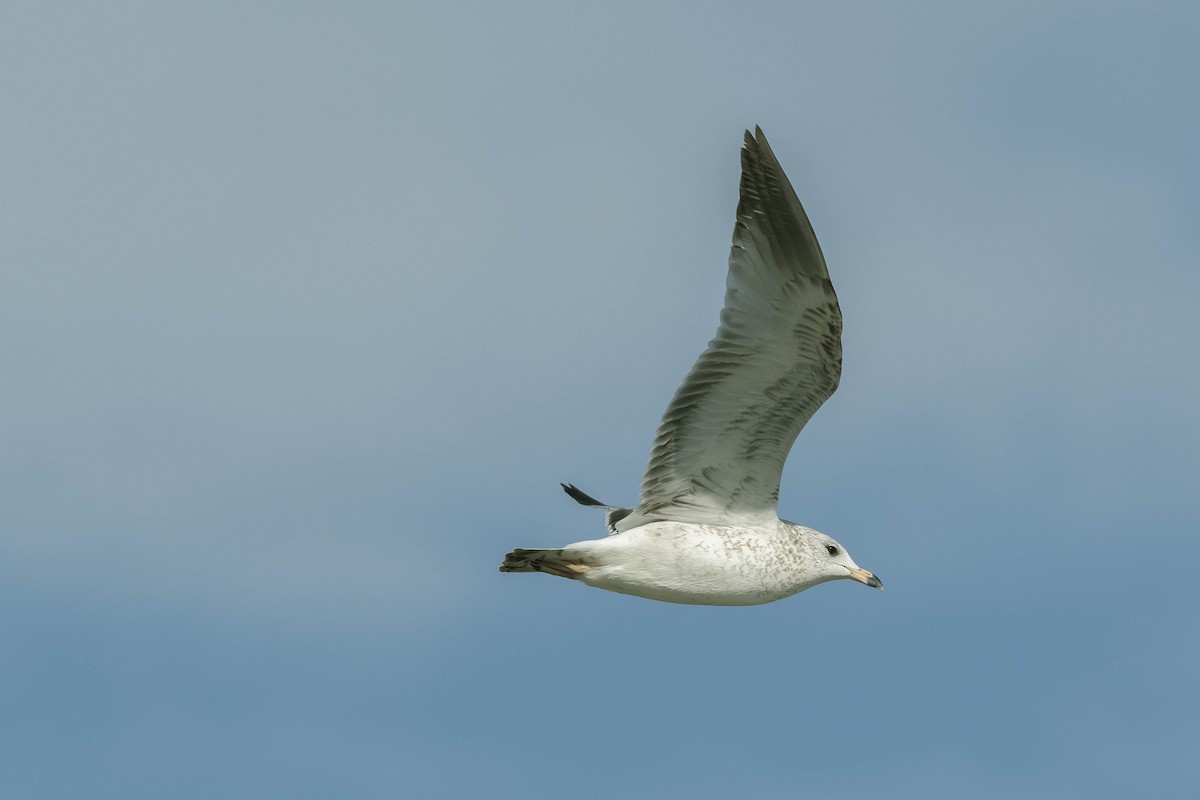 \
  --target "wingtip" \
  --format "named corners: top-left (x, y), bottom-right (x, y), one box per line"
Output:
top-left (561, 482), bottom-right (609, 508)
top-left (744, 124), bottom-right (766, 141)
top-left (743, 126), bottom-right (773, 160)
